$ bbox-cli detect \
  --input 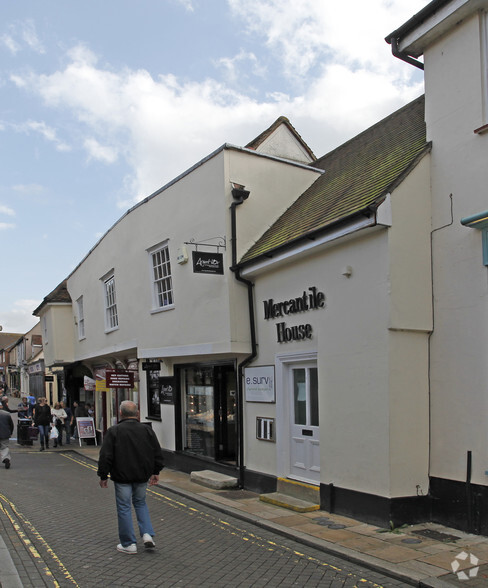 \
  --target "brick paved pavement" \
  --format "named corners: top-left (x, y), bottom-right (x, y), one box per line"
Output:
top-left (0, 448), bottom-right (411, 588)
